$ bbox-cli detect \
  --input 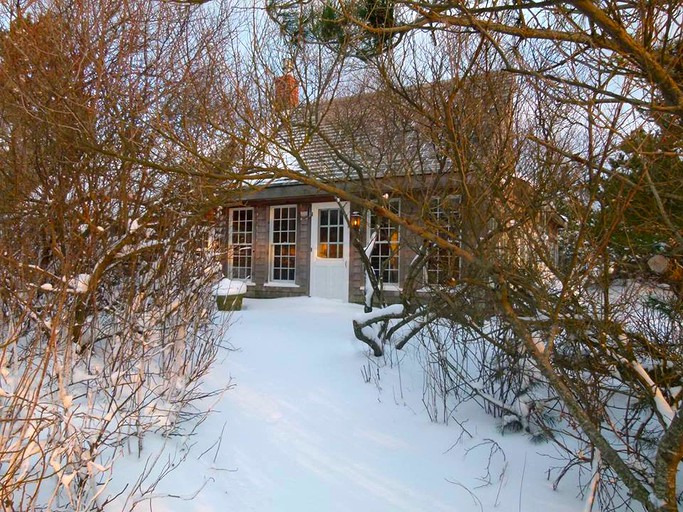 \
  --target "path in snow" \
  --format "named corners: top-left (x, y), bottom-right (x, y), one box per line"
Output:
top-left (126, 297), bottom-right (584, 512)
